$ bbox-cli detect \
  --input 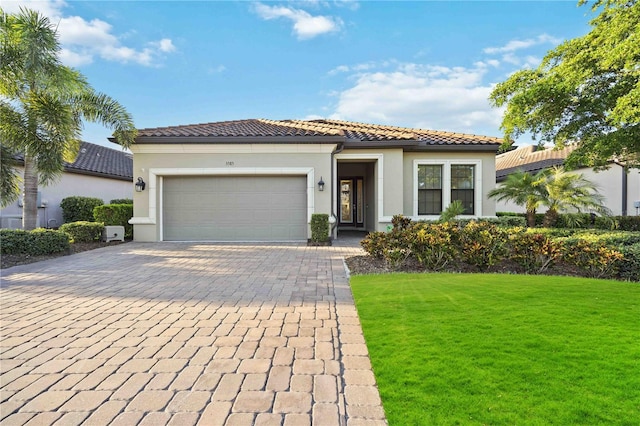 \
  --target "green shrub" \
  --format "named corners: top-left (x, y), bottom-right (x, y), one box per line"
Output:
top-left (94, 204), bottom-right (133, 238)
top-left (59, 221), bottom-right (104, 243)
top-left (570, 230), bottom-right (640, 247)
top-left (109, 198), bottom-right (133, 205)
top-left (391, 214), bottom-right (412, 230)
top-left (526, 227), bottom-right (577, 238)
top-left (310, 214), bottom-right (330, 242)
top-left (439, 200), bottom-right (465, 223)
top-left (60, 196), bottom-right (104, 223)
top-left (457, 221), bottom-right (509, 271)
top-left (410, 223), bottom-right (459, 271)
top-left (560, 238), bottom-right (624, 279)
top-left (555, 213), bottom-right (593, 229)
top-left (494, 216), bottom-right (526, 227)
top-left (617, 243), bottom-right (640, 281)
top-left (595, 215), bottom-right (640, 231)
top-left (0, 228), bottom-right (69, 255)
top-left (508, 231), bottom-right (562, 274)
top-left (361, 231), bottom-right (387, 259)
